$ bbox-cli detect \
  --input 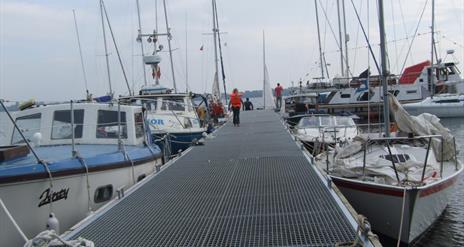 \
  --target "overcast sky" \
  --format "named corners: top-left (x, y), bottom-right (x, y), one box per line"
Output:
top-left (1, 0), bottom-right (463, 101)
